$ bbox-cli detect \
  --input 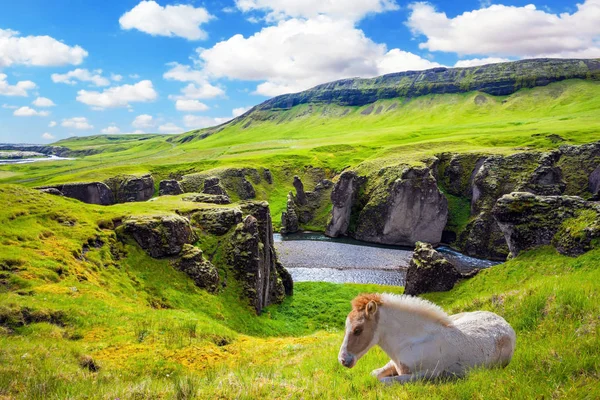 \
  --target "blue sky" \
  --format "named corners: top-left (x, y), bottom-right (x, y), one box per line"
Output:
top-left (0, 0), bottom-right (598, 143)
